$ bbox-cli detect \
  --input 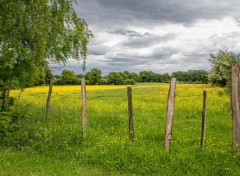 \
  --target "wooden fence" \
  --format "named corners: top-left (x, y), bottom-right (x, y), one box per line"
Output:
top-left (43, 66), bottom-right (239, 155)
